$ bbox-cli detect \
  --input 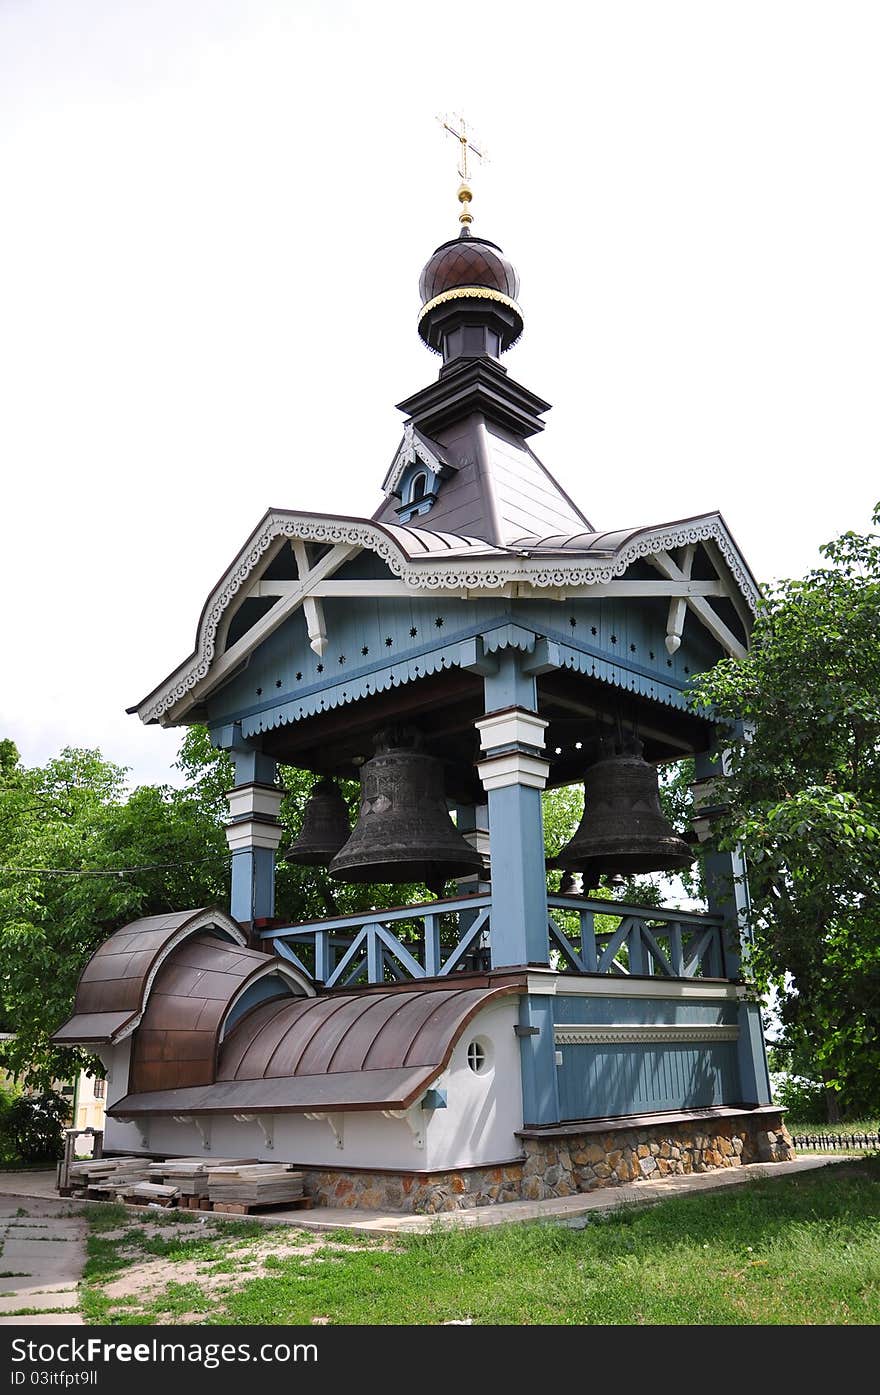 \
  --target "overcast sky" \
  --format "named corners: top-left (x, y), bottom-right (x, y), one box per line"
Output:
top-left (2, 1), bottom-right (878, 788)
